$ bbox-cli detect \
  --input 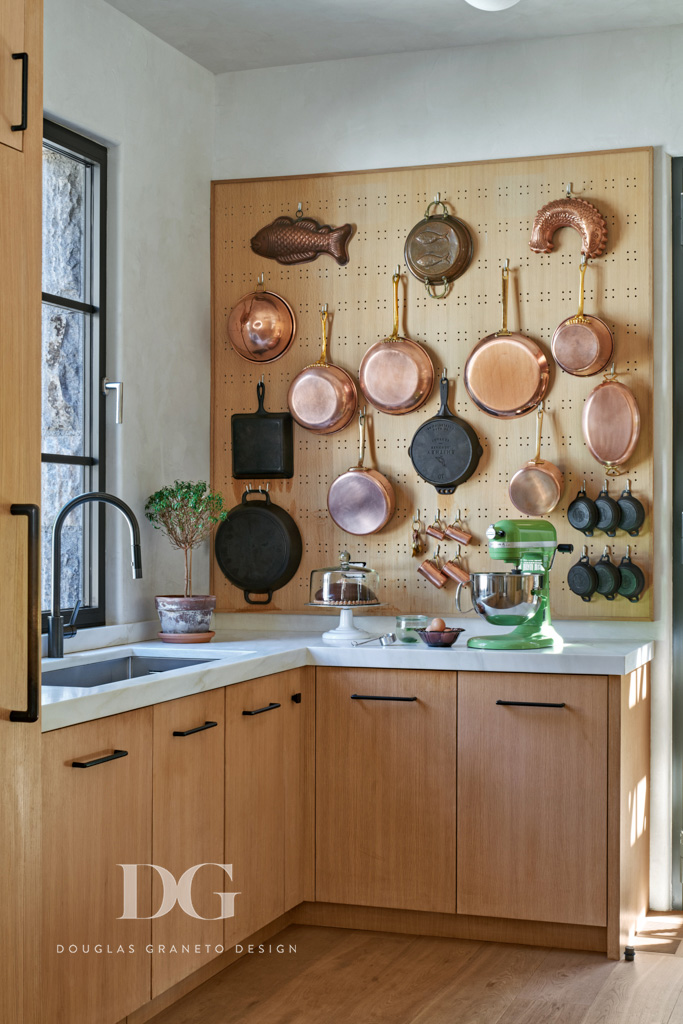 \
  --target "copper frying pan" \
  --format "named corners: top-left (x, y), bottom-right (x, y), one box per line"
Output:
top-left (327, 408), bottom-right (395, 535)
top-left (552, 256), bottom-right (613, 376)
top-left (464, 261), bottom-right (549, 418)
top-left (287, 306), bottom-right (357, 434)
top-left (508, 402), bottom-right (564, 515)
top-left (359, 268), bottom-right (434, 415)
top-left (582, 364), bottom-right (640, 474)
